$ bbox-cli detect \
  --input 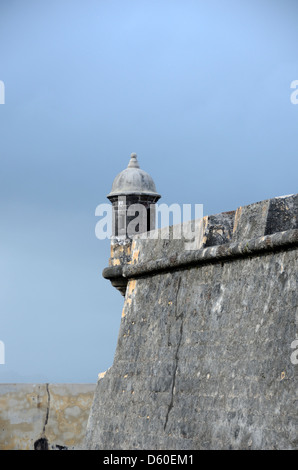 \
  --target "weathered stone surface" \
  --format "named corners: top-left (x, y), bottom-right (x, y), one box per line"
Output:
top-left (232, 199), bottom-right (270, 242)
top-left (103, 194), bottom-right (298, 295)
top-left (87, 194), bottom-right (298, 450)
top-left (0, 384), bottom-right (95, 450)
top-left (122, 229), bottom-right (298, 279)
top-left (265, 194), bottom-right (298, 235)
